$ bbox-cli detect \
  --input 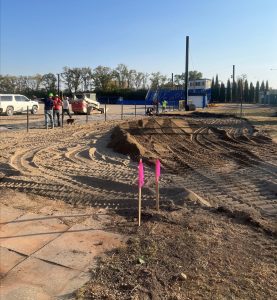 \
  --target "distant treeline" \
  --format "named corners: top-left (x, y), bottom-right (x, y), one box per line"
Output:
top-left (211, 74), bottom-right (270, 103)
top-left (0, 64), bottom-right (271, 103)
